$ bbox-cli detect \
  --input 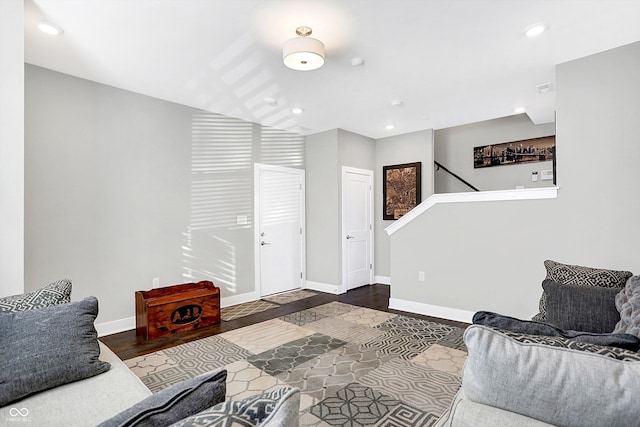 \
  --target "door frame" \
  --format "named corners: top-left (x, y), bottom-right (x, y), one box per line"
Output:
top-left (254, 163), bottom-right (306, 297)
top-left (341, 166), bottom-right (374, 294)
